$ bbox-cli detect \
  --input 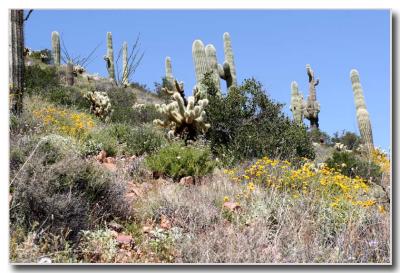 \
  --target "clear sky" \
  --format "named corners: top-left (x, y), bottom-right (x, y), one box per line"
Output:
top-left (24, 10), bottom-right (391, 151)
